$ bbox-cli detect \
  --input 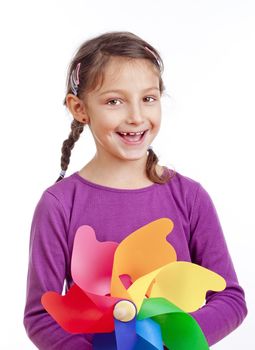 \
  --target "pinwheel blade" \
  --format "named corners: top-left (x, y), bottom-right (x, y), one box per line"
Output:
top-left (149, 261), bottom-right (226, 312)
top-left (114, 318), bottom-right (137, 350)
top-left (72, 225), bottom-right (118, 295)
top-left (41, 284), bottom-right (117, 333)
top-left (138, 298), bottom-right (209, 350)
top-left (111, 218), bottom-right (176, 302)
top-left (93, 318), bottom-right (137, 350)
top-left (127, 266), bottom-right (164, 312)
top-left (93, 332), bottom-right (117, 350)
top-left (93, 318), bottom-right (163, 350)
top-left (135, 318), bottom-right (163, 350)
